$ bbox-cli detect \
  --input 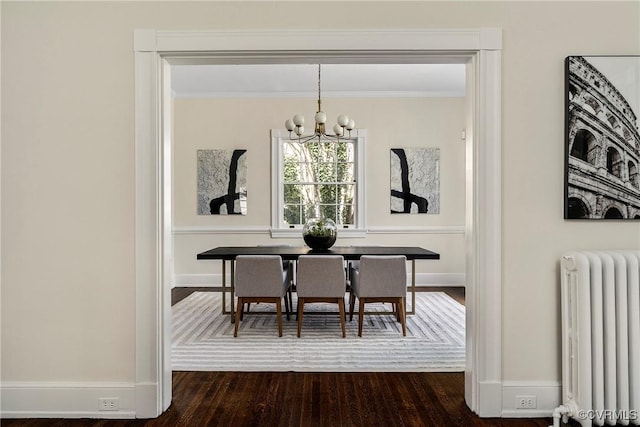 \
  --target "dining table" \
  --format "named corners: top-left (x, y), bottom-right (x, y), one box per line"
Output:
top-left (196, 245), bottom-right (440, 322)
